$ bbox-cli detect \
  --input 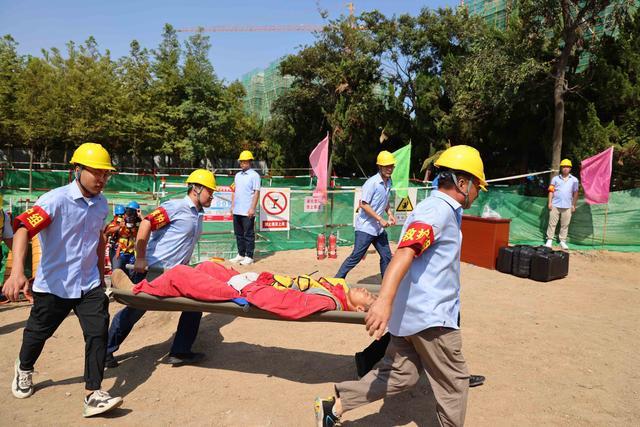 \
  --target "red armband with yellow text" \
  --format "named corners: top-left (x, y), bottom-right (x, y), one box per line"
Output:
top-left (397, 222), bottom-right (435, 257)
top-left (13, 206), bottom-right (52, 238)
top-left (548, 185), bottom-right (555, 193)
top-left (145, 207), bottom-right (170, 231)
